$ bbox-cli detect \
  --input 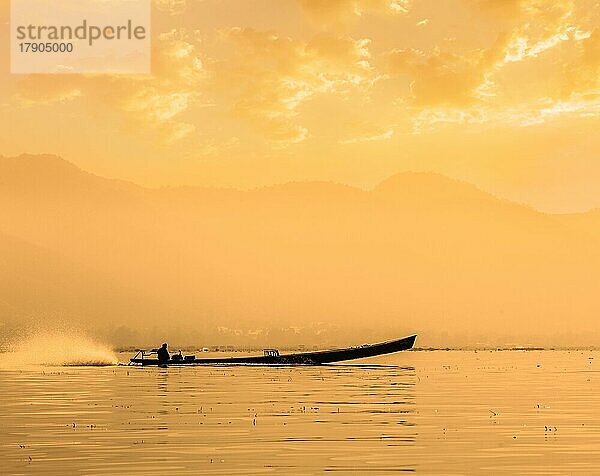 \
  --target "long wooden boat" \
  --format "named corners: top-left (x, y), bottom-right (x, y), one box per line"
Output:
top-left (129, 334), bottom-right (417, 366)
